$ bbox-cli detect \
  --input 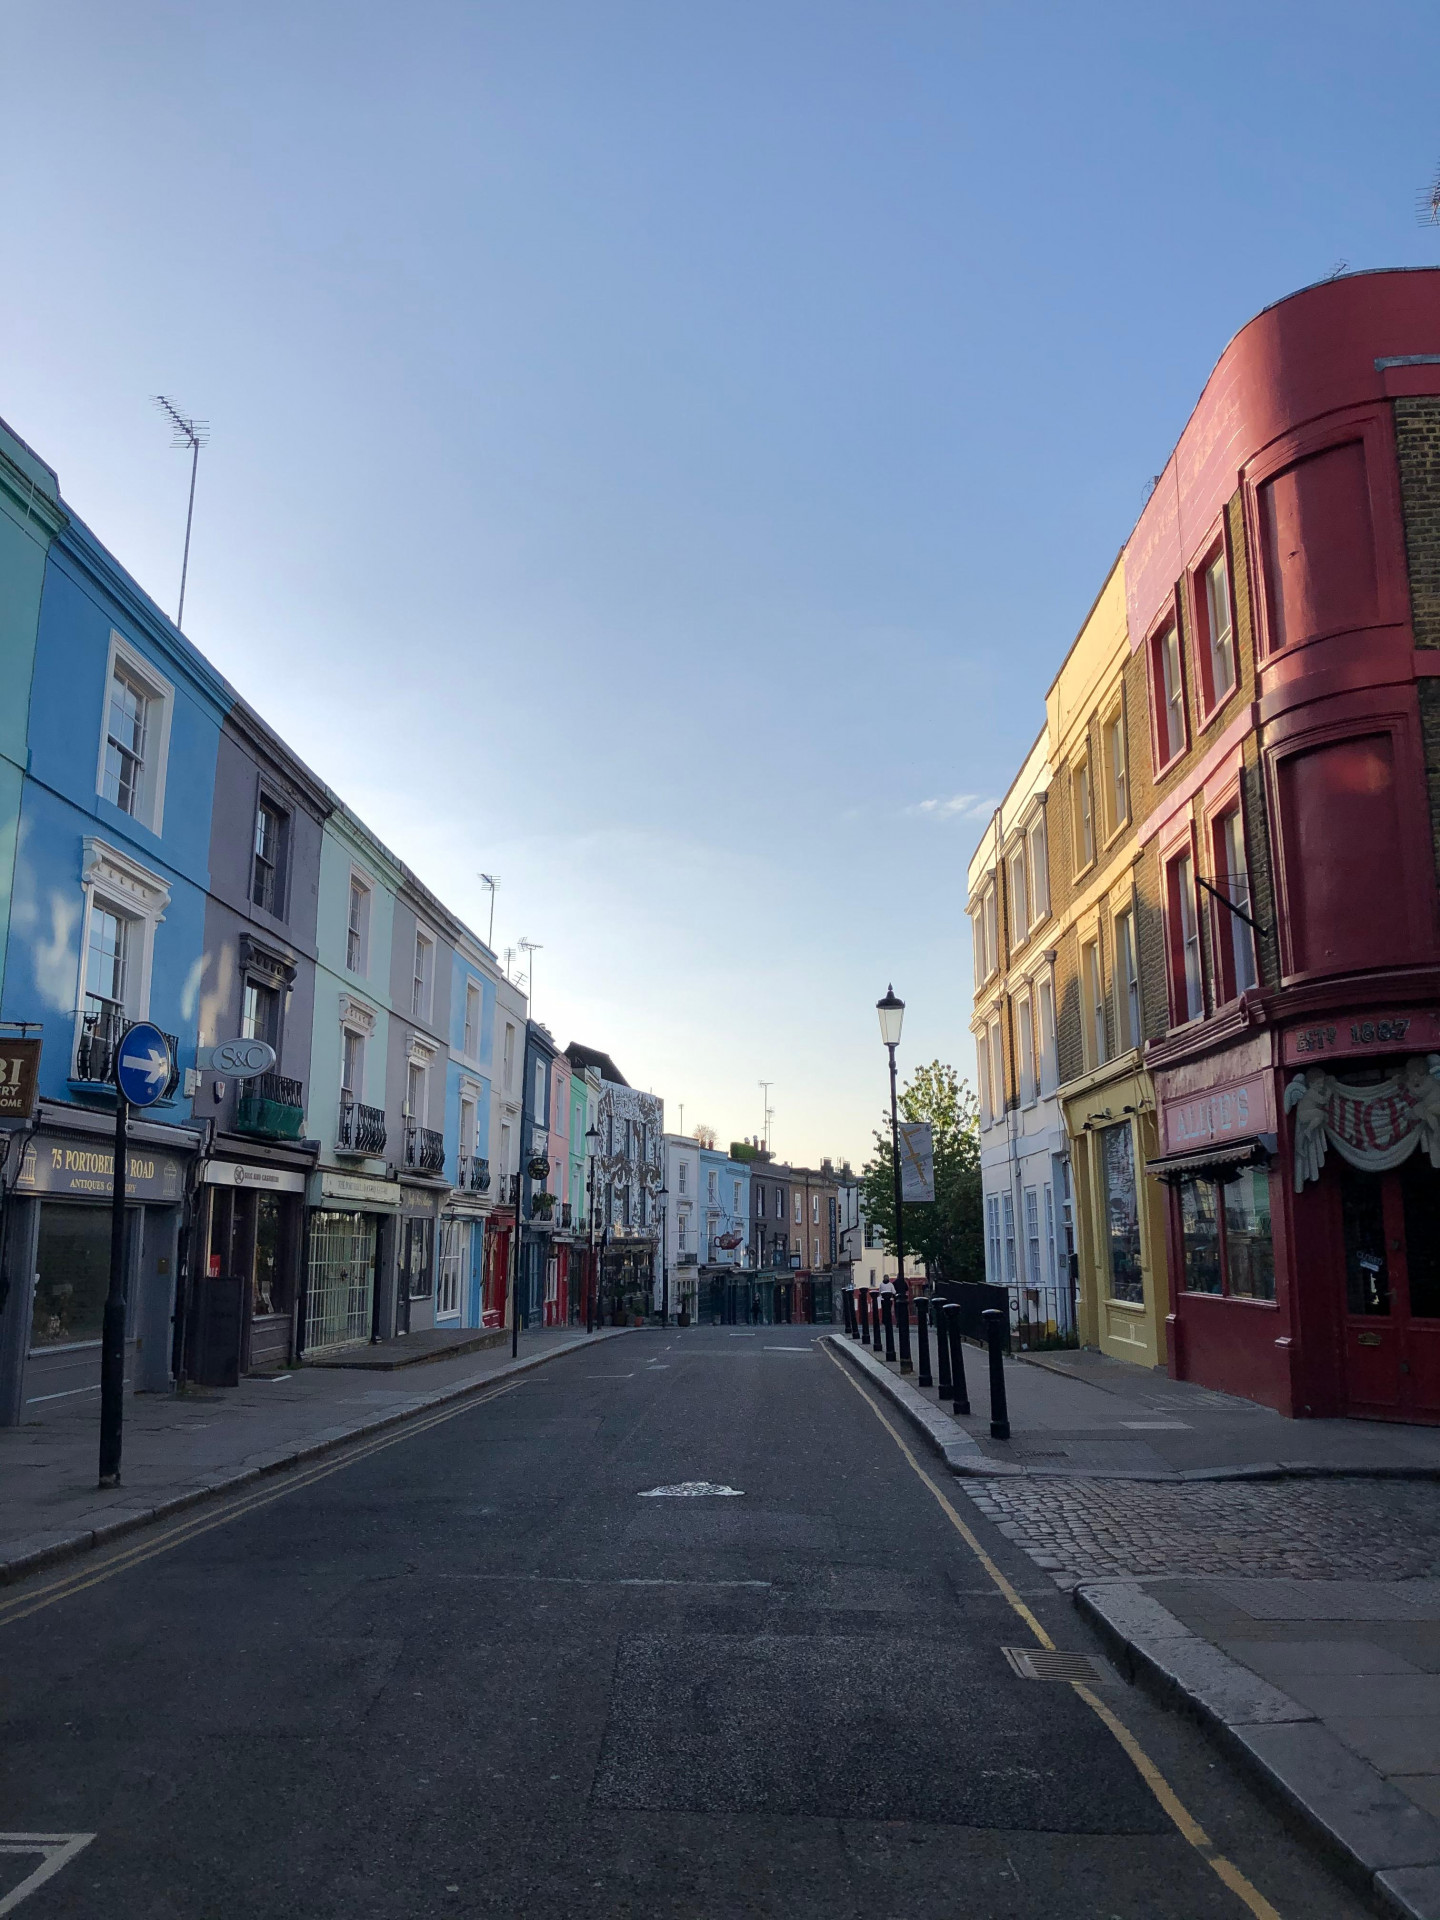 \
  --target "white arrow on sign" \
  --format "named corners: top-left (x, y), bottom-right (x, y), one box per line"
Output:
top-left (121, 1043), bottom-right (170, 1090)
